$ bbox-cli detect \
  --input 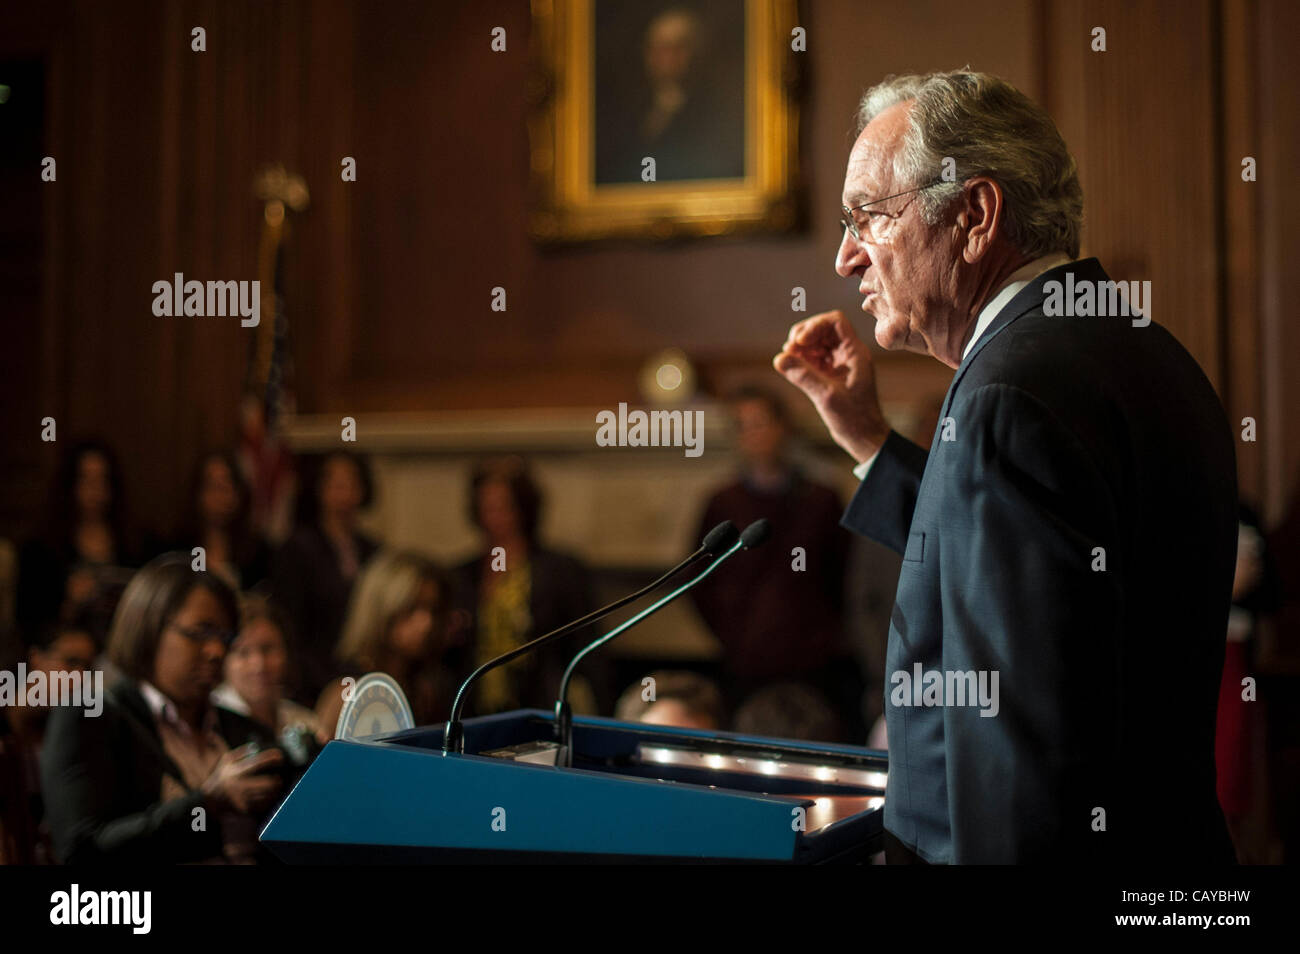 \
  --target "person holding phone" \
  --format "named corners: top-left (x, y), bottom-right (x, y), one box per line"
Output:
top-left (41, 554), bottom-right (283, 864)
